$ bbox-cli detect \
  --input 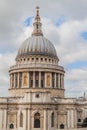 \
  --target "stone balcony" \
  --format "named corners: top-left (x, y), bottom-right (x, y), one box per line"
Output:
top-left (10, 63), bottom-right (64, 72)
